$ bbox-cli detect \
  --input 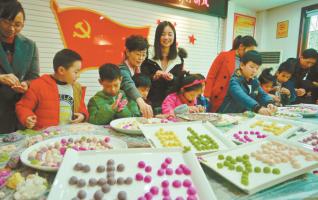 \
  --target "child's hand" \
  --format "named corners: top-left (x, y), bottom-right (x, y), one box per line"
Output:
top-left (267, 104), bottom-right (277, 113)
top-left (112, 93), bottom-right (123, 110)
top-left (295, 88), bottom-right (306, 96)
top-left (258, 107), bottom-right (272, 116)
top-left (280, 87), bottom-right (290, 96)
top-left (197, 105), bottom-right (205, 112)
top-left (269, 94), bottom-right (280, 103)
top-left (189, 106), bottom-right (200, 113)
top-left (71, 113), bottom-right (85, 123)
top-left (118, 99), bottom-right (128, 112)
top-left (25, 115), bottom-right (37, 129)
